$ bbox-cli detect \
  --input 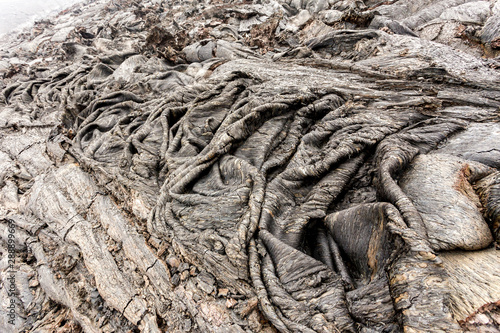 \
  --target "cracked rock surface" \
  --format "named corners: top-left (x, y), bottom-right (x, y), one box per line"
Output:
top-left (1, 0), bottom-right (500, 332)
